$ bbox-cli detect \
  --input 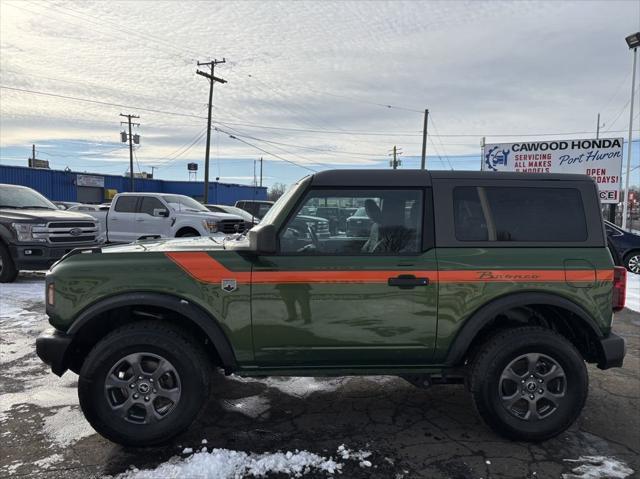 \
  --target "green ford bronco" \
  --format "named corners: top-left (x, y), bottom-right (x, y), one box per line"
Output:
top-left (36, 170), bottom-right (627, 446)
